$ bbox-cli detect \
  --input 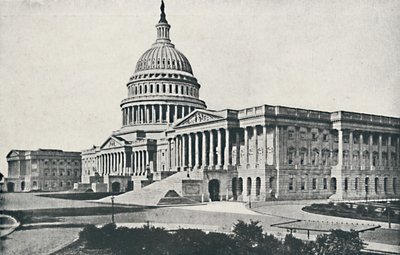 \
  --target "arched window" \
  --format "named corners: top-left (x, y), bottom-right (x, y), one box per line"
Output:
top-left (144, 85), bottom-right (147, 93)
top-left (365, 177), bottom-right (369, 193)
top-left (374, 177), bottom-right (379, 193)
top-left (150, 84), bottom-right (153, 93)
top-left (169, 84), bottom-right (172, 93)
top-left (162, 84), bottom-right (166, 93)
top-left (247, 177), bottom-right (252, 196)
top-left (255, 177), bottom-right (261, 196)
top-left (139, 85), bottom-right (142, 94)
top-left (384, 177), bottom-right (388, 193)
top-left (156, 84), bottom-right (160, 93)
top-left (238, 178), bottom-right (243, 195)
